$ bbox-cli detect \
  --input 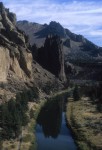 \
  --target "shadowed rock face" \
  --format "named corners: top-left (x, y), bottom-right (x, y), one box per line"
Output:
top-left (35, 35), bottom-right (66, 81)
top-left (17, 20), bottom-right (102, 81)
